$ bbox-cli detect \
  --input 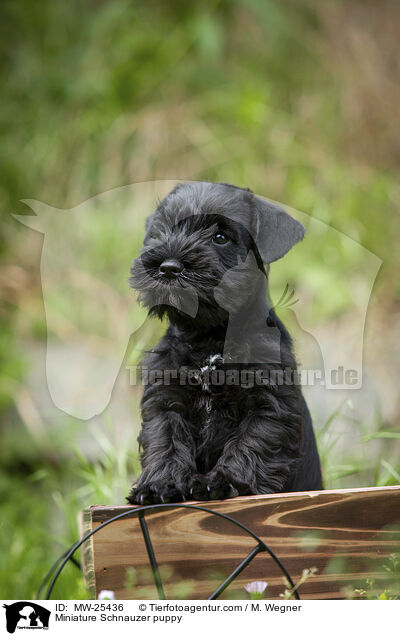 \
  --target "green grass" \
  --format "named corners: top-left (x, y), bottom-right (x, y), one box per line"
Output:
top-left (0, 419), bottom-right (141, 599)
